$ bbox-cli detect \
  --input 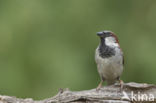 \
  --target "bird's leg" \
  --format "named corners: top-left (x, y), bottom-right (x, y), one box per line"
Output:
top-left (96, 80), bottom-right (103, 91)
top-left (96, 76), bottom-right (105, 91)
top-left (117, 77), bottom-right (124, 91)
top-left (119, 80), bottom-right (124, 91)
top-left (119, 80), bottom-right (124, 90)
